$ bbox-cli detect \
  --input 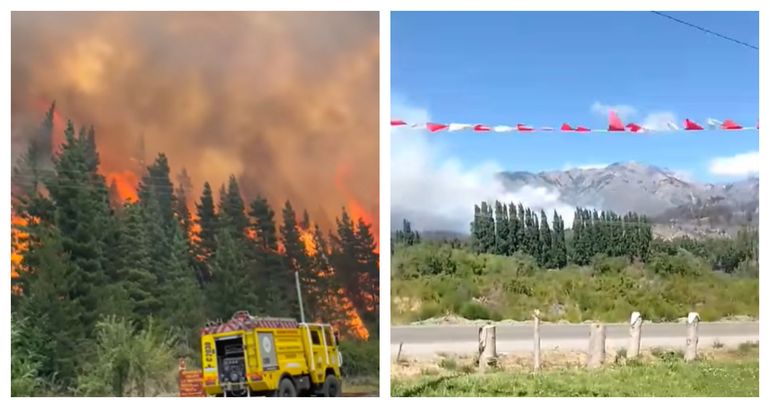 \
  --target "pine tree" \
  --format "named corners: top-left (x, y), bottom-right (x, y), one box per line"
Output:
top-left (138, 154), bottom-right (177, 233)
top-left (45, 119), bottom-right (114, 332)
top-left (571, 208), bottom-right (587, 265)
top-left (205, 228), bottom-right (257, 320)
top-left (115, 203), bottom-right (159, 321)
top-left (539, 210), bottom-right (552, 267)
top-left (552, 210), bottom-right (567, 268)
top-left (195, 182), bottom-right (218, 273)
top-left (219, 175), bottom-right (249, 238)
top-left (508, 203), bottom-right (520, 253)
top-left (249, 195), bottom-right (278, 251)
top-left (14, 225), bottom-right (82, 388)
top-left (354, 218), bottom-right (379, 333)
top-left (494, 201), bottom-right (510, 255)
